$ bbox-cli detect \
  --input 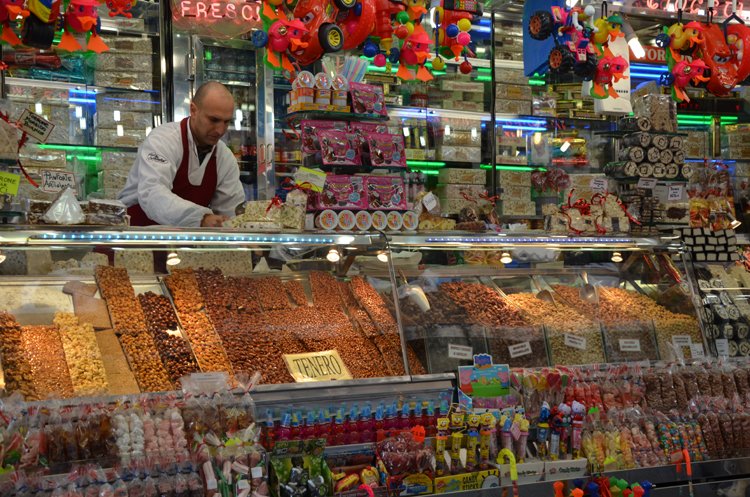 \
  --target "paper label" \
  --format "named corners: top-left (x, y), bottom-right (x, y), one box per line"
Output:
top-left (422, 192), bottom-right (438, 212)
top-left (672, 335), bottom-right (692, 347)
top-left (564, 333), bottom-right (587, 350)
top-left (618, 339), bottom-right (641, 352)
top-left (716, 338), bottom-right (730, 356)
top-left (185, 372), bottom-right (230, 395)
top-left (17, 109), bottom-right (55, 143)
top-left (508, 342), bottom-right (532, 358)
top-left (690, 343), bottom-right (705, 359)
top-left (668, 184), bottom-right (684, 201)
top-left (251, 467), bottom-right (263, 479)
top-left (448, 343), bottom-right (474, 360)
top-left (637, 177), bottom-right (657, 190)
top-left (40, 169), bottom-right (76, 193)
top-left (283, 349), bottom-right (353, 382)
top-left (0, 171), bottom-right (20, 195)
top-left (590, 178), bottom-right (608, 193)
top-left (295, 166), bottom-right (326, 193)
